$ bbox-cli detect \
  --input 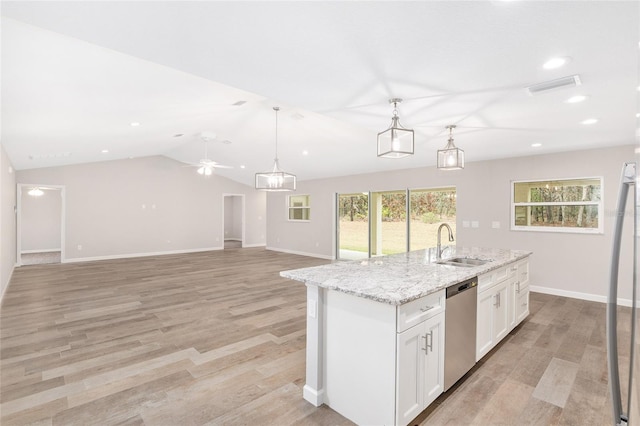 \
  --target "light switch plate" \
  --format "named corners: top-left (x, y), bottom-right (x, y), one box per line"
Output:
top-left (492, 221), bottom-right (500, 229)
top-left (462, 221), bottom-right (470, 228)
top-left (472, 221), bottom-right (479, 228)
